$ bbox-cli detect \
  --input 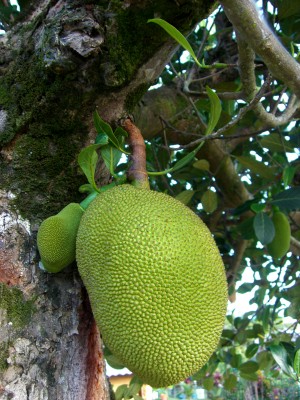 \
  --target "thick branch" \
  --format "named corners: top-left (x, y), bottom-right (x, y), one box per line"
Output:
top-left (220, 0), bottom-right (300, 99)
top-left (237, 34), bottom-right (300, 126)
